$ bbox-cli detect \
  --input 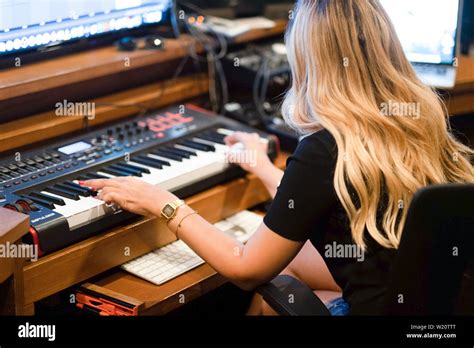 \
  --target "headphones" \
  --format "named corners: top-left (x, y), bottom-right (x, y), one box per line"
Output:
top-left (116, 35), bottom-right (165, 51)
